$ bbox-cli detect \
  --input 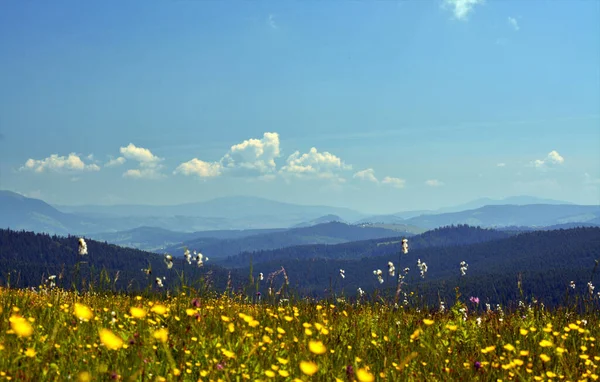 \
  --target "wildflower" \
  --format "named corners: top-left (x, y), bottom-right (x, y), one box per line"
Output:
top-left (417, 259), bottom-right (427, 279)
top-left (476, 317), bottom-right (482, 326)
top-left (155, 277), bottom-right (164, 288)
top-left (141, 268), bottom-right (151, 275)
top-left (9, 315), bottom-right (33, 337)
top-left (588, 281), bottom-right (595, 296)
top-left (569, 280), bottom-right (575, 289)
top-left (356, 368), bottom-right (375, 382)
top-left (373, 269), bottom-right (384, 284)
top-left (259, 272), bottom-right (264, 281)
top-left (78, 238), bottom-right (88, 256)
top-left (357, 287), bottom-right (365, 297)
top-left (423, 319), bottom-right (434, 326)
top-left (184, 249), bottom-right (192, 264)
top-left (299, 361), bottom-right (319, 376)
top-left (99, 329), bottom-right (123, 350)
top-left (130, 307), bottom-right (147, 319)
top-left (153, 328), bottom-right (169, 343)
top-left (25, 348), bottom-right (36, 358)
top-left (388, 262), bottom-right (395, 277)
top-left (401, 238), bottom-right (409, 254)
top-left (48, 275), bottom-right (56, 288)
top-left (339, 269), bottom-right (345, 279)
top-left (403, 267), bottom-right (410, 274)
top-left (474, 361), bottom-right (482, 370)
top-left (469, 296), bottom-right (480, 304)
top-left (195, 252), bottom-right (204, 267)
top-left (308, 340), bottom-right (327, 355)
top-left (459, 261), bottom-right (468, 276)
top-left (439, 301), bottom-right (446, 313)
top-left (74, 303), bottom-right (94, 321)
top-left (164, 254), bottom-right (173, 269)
